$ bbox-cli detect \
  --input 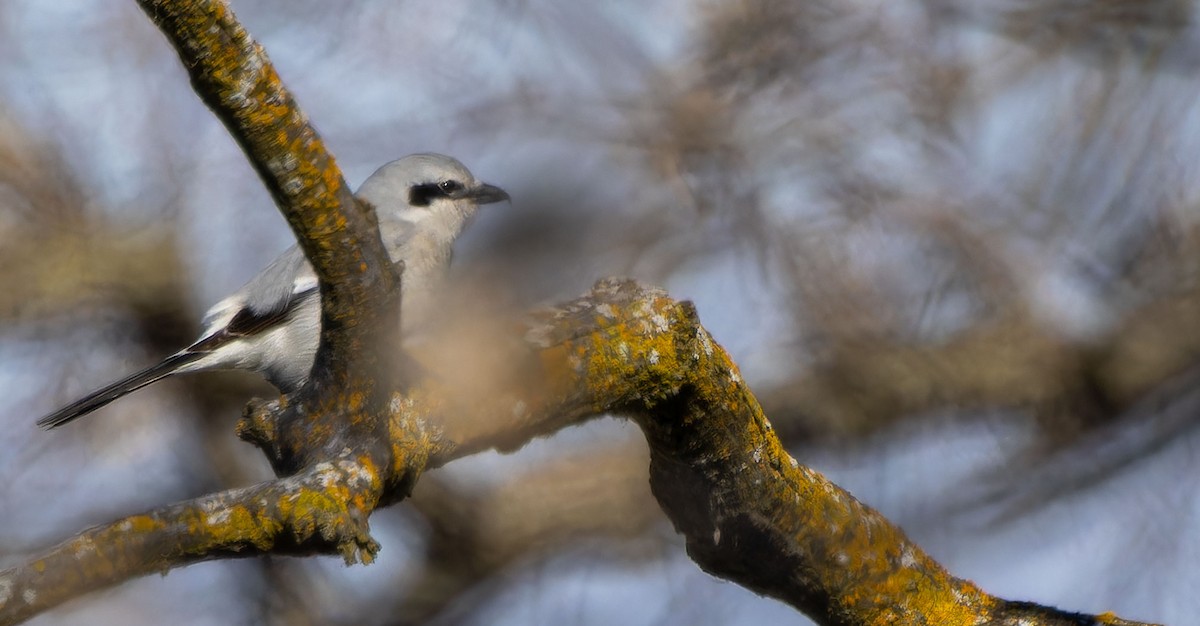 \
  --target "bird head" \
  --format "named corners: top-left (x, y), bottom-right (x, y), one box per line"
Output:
top-left (355, 153), bottom-right (509, 236)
